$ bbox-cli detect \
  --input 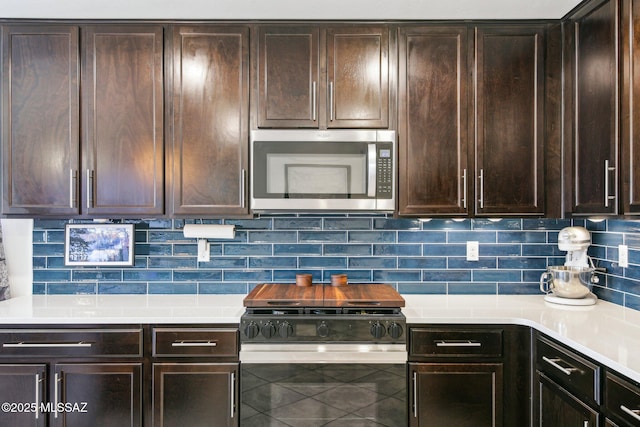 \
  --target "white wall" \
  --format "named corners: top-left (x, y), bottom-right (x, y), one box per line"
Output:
top-left (1, 219), bottom-right (33, 297)
top-left (0, 0), bottom-right (583, 20)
